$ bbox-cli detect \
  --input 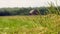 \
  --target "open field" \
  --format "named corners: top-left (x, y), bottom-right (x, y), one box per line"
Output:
top-left (0, 15), bottom-right (60, 34)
